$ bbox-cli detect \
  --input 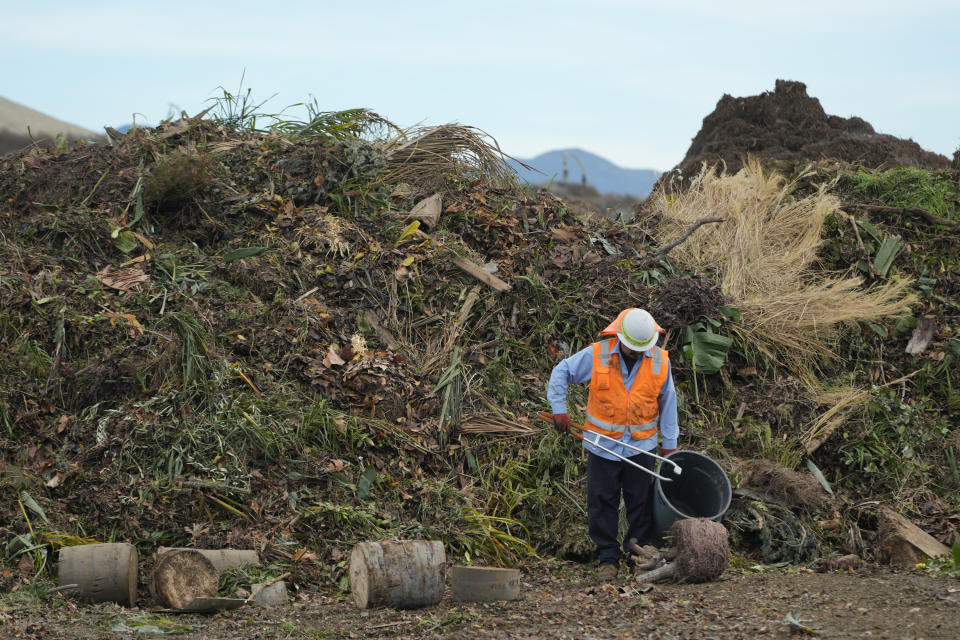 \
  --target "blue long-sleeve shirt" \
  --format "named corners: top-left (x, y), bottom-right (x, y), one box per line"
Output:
top-left (547, 341), bottom-right (679, 459)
